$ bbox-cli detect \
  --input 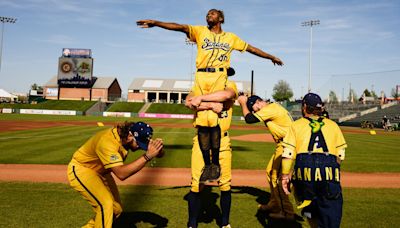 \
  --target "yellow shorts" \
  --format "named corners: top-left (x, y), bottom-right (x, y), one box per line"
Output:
top-left (190, 134), bottom-right (232, 192)
top-left (193, 71), bottom-right (227, 127)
